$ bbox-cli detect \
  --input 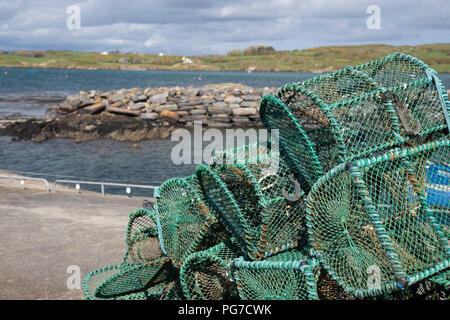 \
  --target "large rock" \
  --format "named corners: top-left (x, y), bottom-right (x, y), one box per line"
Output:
top-left (106, 105), bottom-right (141, 116)
top-left (224, 95), bottom-right (242, 104)
top-left (212, 101), bottom-right (228, 108)
top-left (82, 102), bottom-right (105, 114)
top-left (159, 110), bottom-right (179, 122)
top-left (178, 115), bottom-right (207, 123)
top-left (149, 92), bottom-right (169, 104)
top-left (242, 95), bottom-right (261, 101)
top-left (140, 112), bottom-right (159, 120)
top-left (129, 103), bottom-right (146, 111)
top-left (240, 101), bottom-right (258, 108)
top-left (210, 114), bottom-right (231, 122)
top-left (155, 104), bottom-right (178, 112)
top-left (208, 106), bottom-right (232, 115)
top-left (132, 94), bottom-right (147, 103)
top-left (184, 88), bottom-right (200, 97)
top-left (232, 108), bottom-right (257, 116)
top-left (67, 96), bottom-right (93, 108)
top-left (190, 108), bottom-right (207, 115)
